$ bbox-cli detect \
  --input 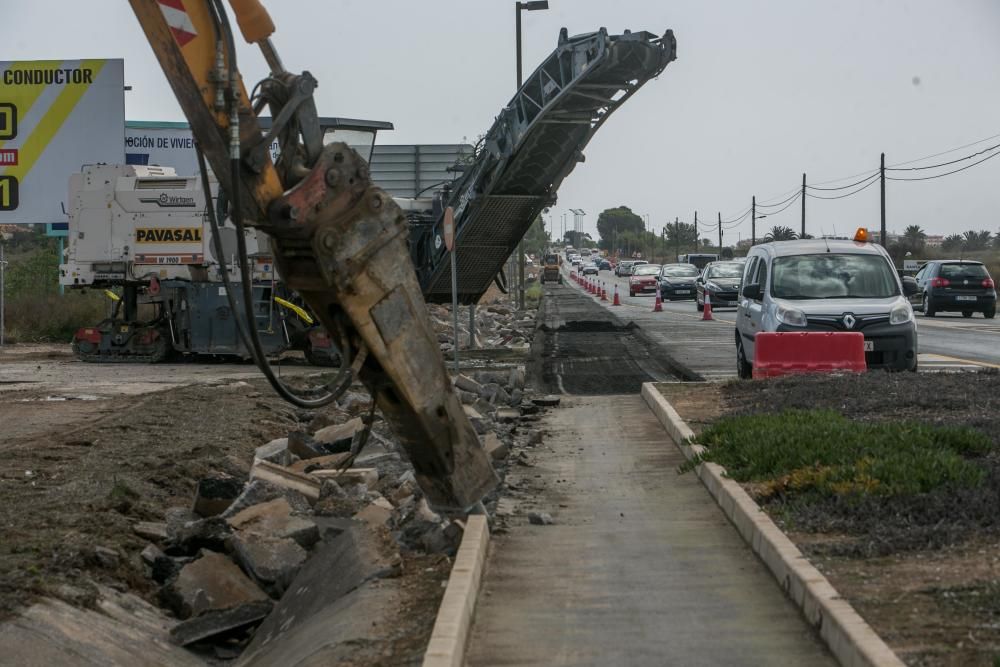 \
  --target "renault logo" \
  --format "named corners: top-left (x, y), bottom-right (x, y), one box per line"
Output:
top-left (843, 313), bottom-right (856, 329)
